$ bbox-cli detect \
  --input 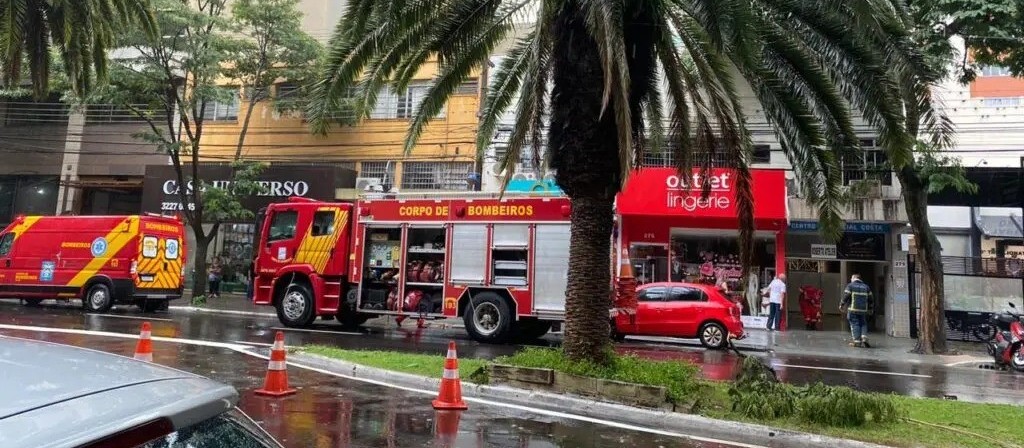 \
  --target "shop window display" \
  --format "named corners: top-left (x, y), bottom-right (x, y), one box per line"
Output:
top-left (669, 235), bottom-right (775, 315)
